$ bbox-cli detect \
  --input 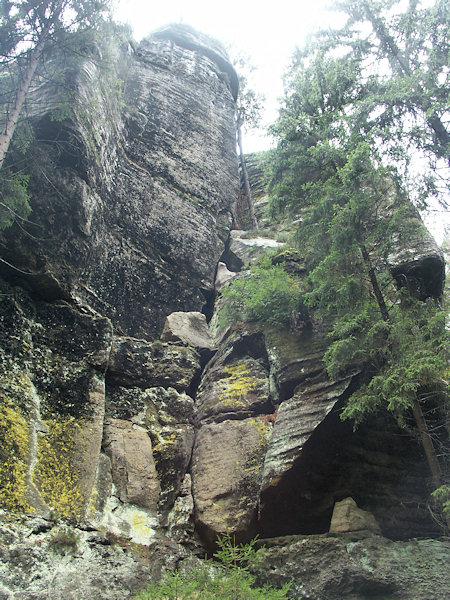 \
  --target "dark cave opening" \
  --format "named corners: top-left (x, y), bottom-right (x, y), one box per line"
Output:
top-left (258, 406), bottom-right (440, 541)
